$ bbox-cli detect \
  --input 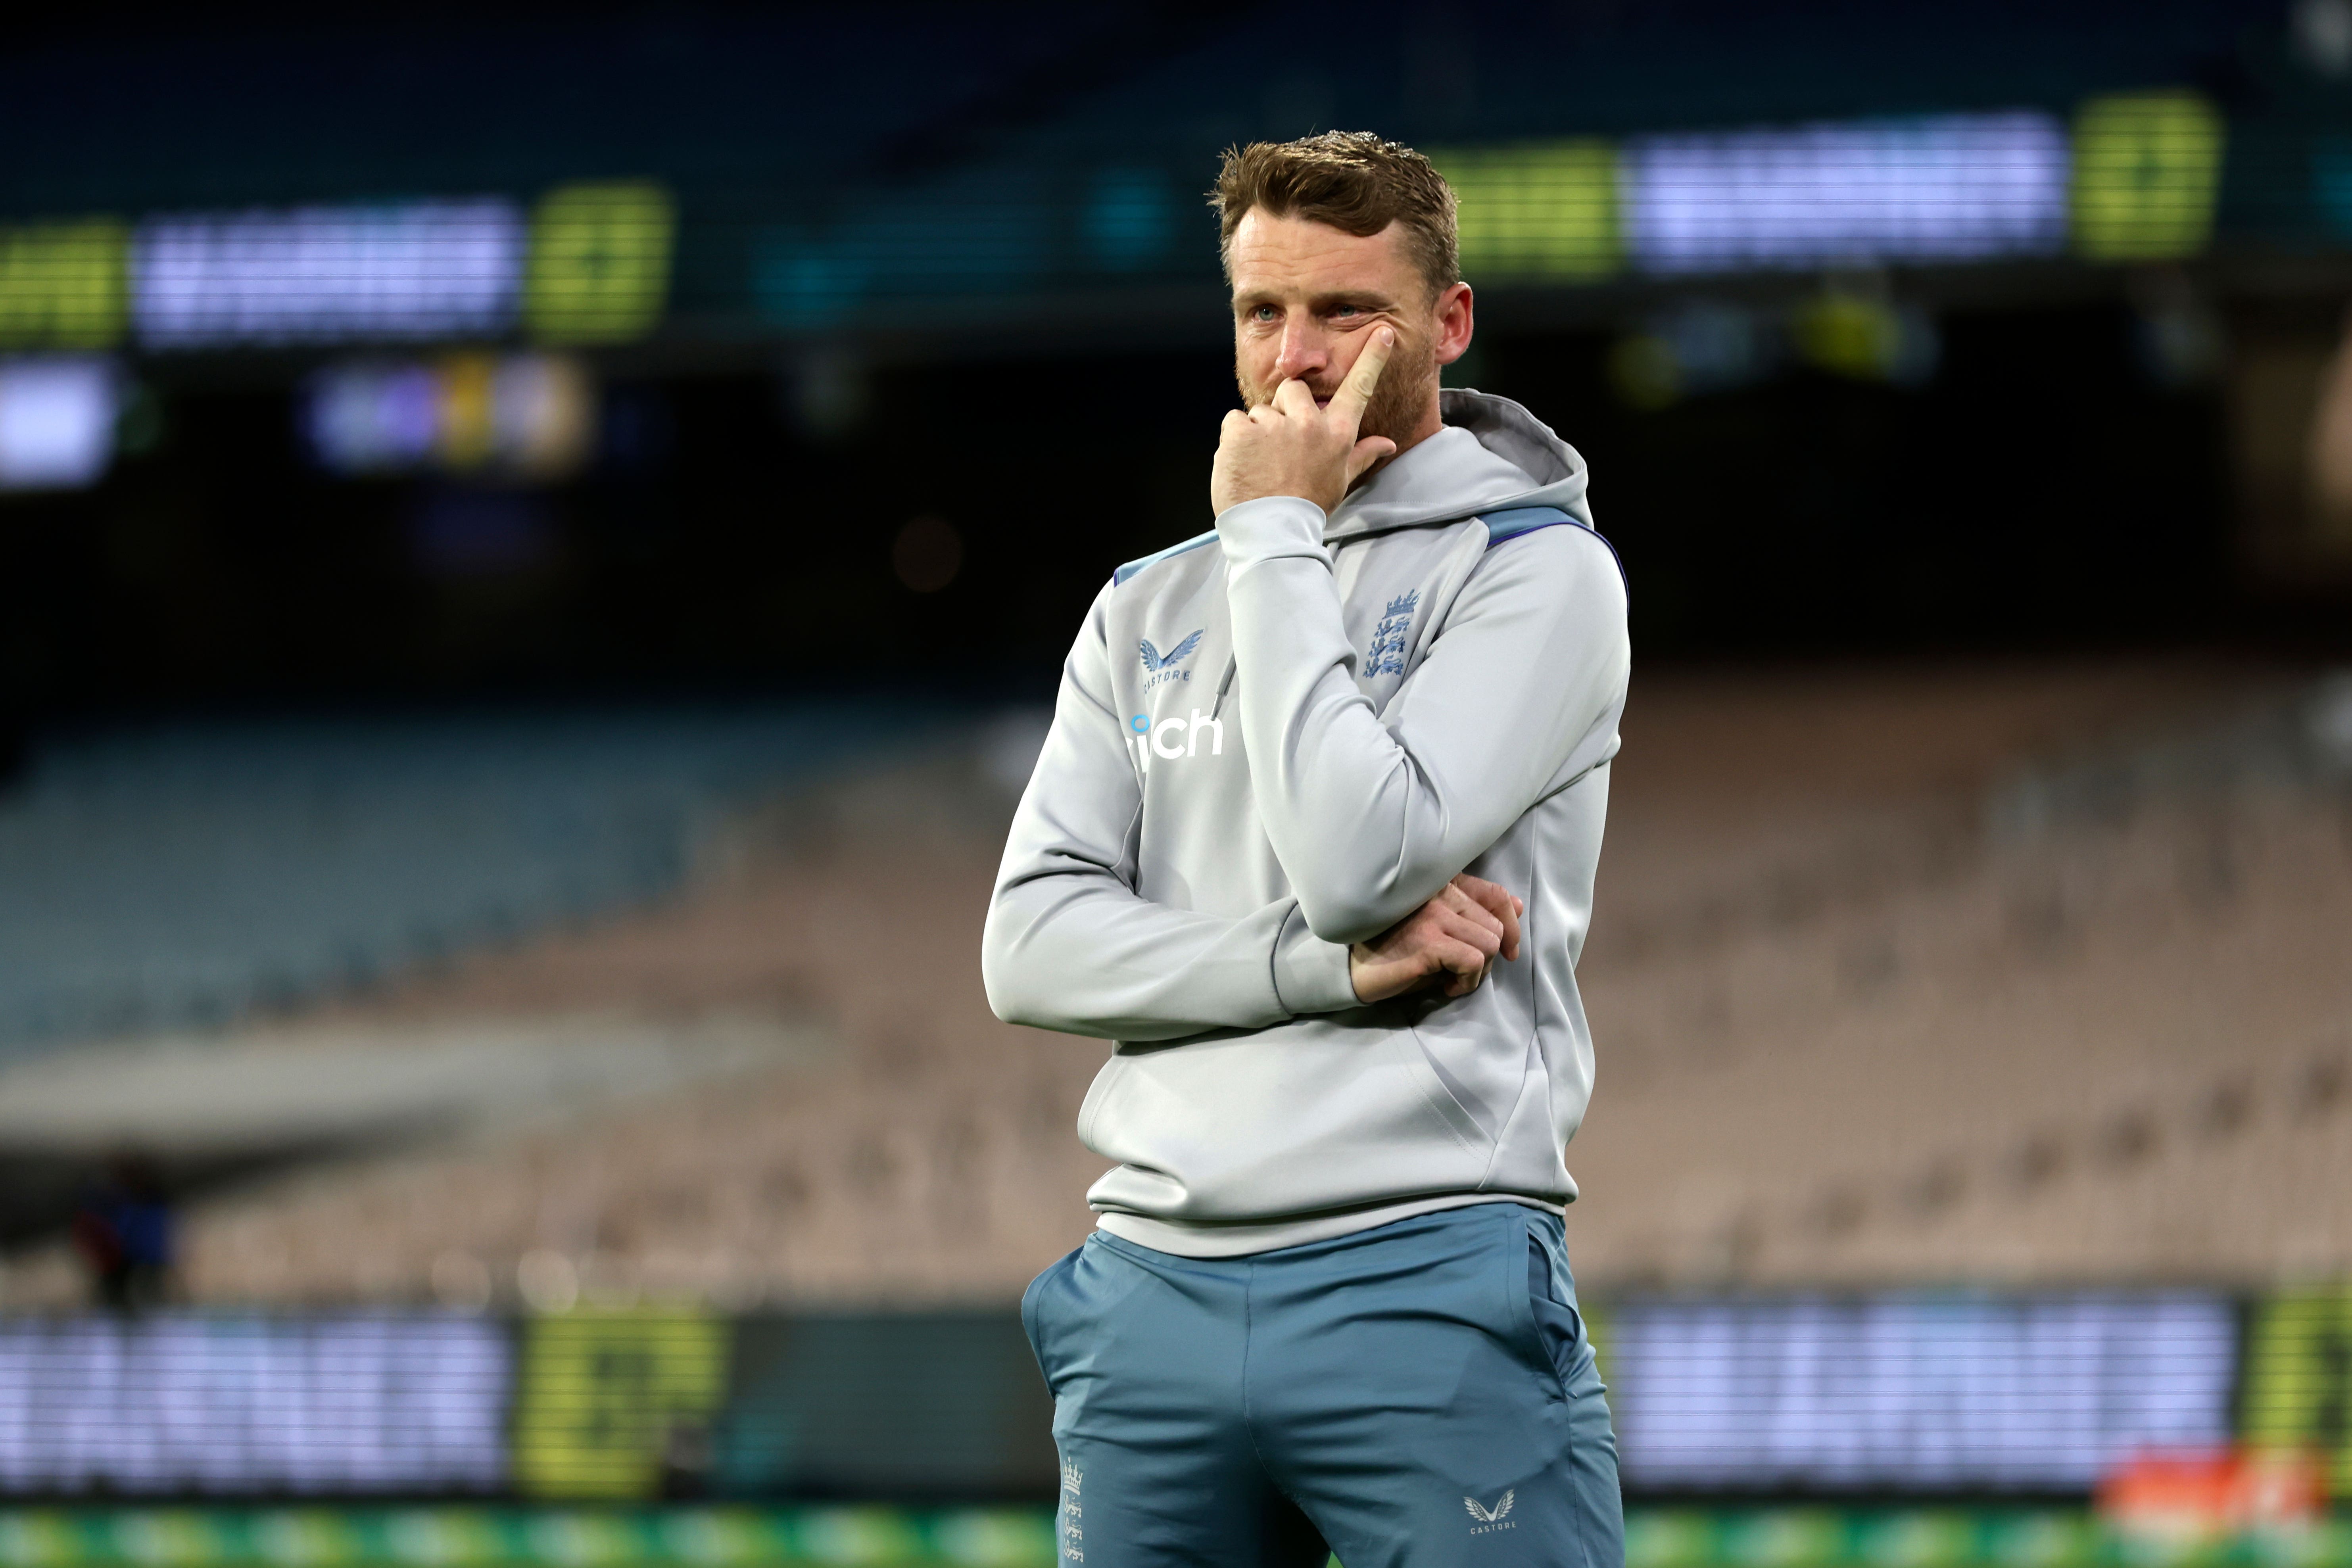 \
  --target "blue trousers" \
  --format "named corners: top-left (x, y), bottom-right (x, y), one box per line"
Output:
top-left (1020, 1203), bottom-right (1623, 1568)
